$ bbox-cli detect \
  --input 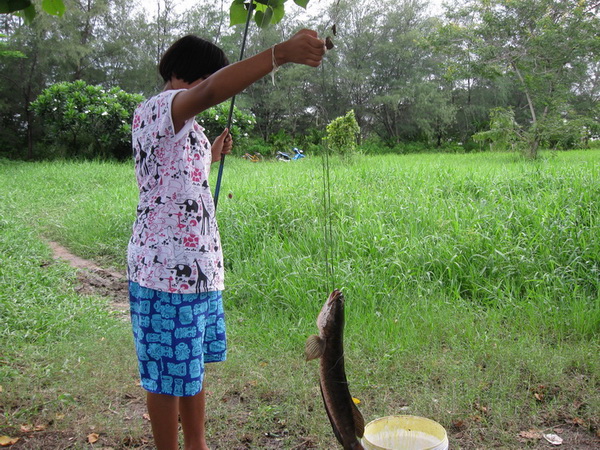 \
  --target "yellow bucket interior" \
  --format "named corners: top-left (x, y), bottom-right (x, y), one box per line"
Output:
top-left (362, 415), bottom-right (449, 450)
